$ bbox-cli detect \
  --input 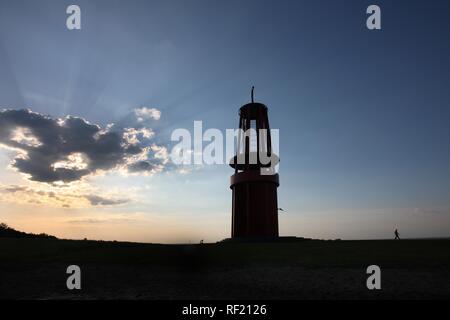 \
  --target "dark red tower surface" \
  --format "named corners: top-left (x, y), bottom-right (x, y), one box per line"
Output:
top-left (230, 90), bottom-right (280, 238)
